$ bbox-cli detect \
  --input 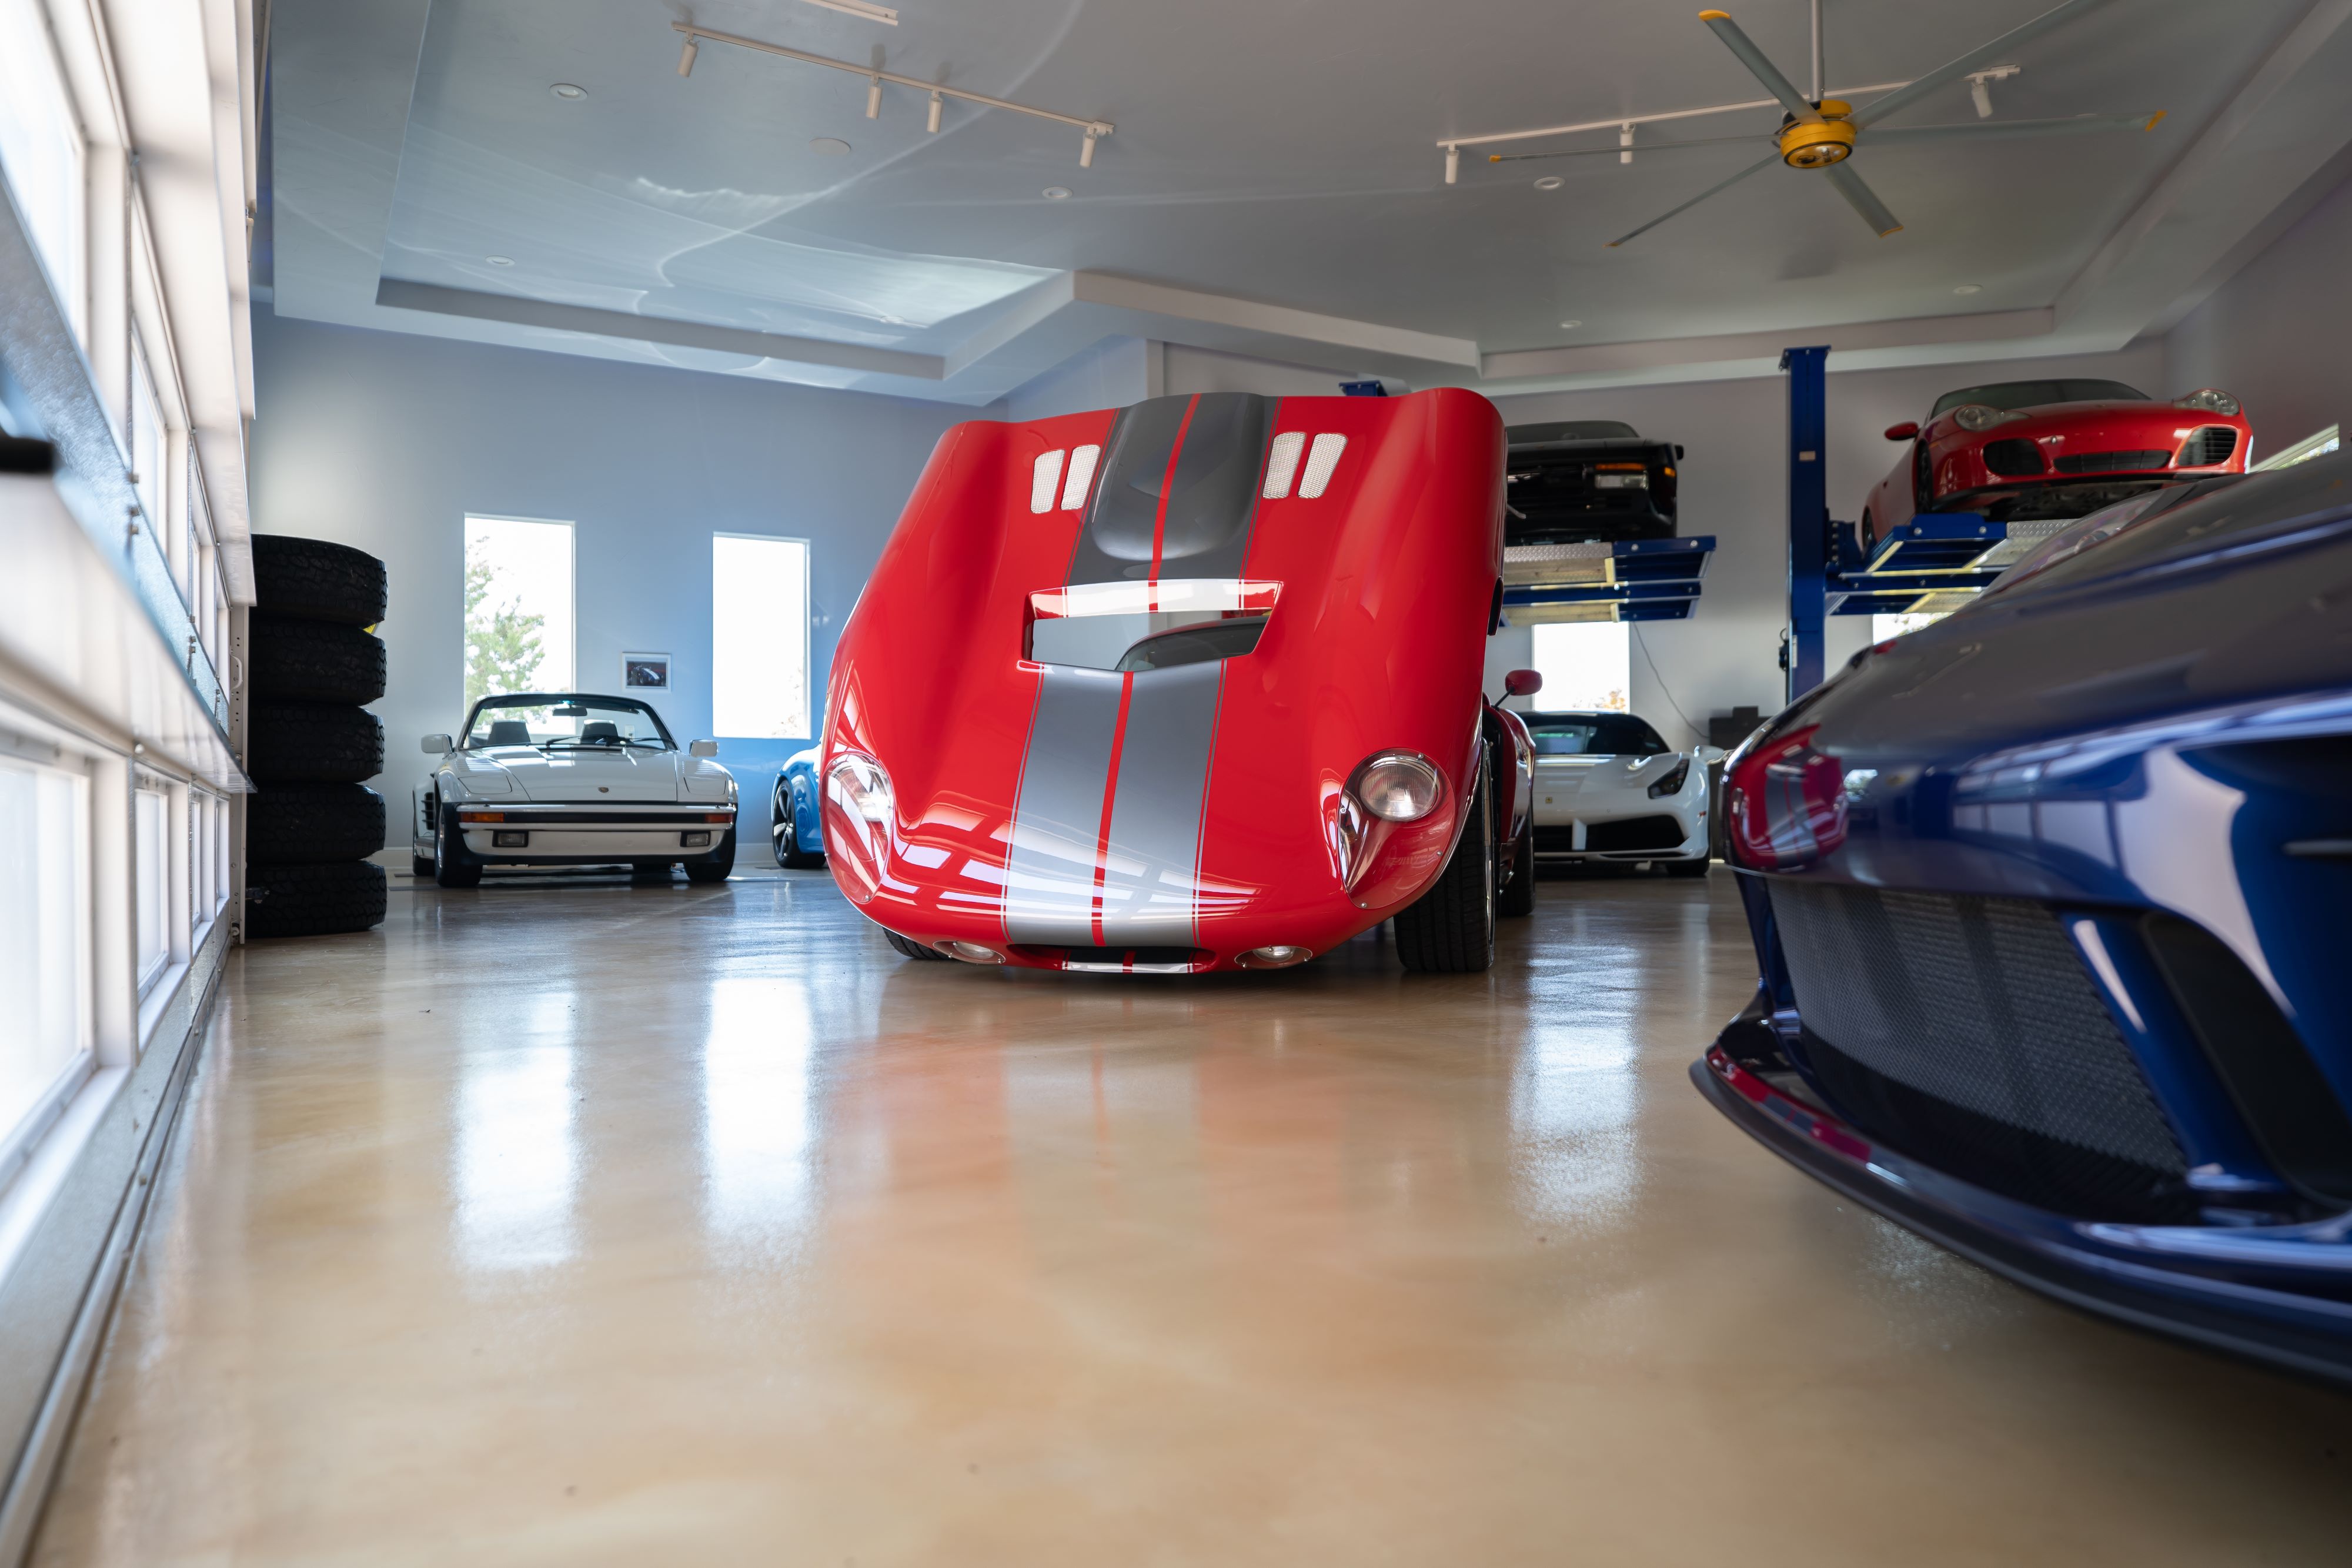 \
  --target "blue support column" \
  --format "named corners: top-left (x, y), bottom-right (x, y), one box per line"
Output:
top-left (1781, 346), bottom-right (1829, 702)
